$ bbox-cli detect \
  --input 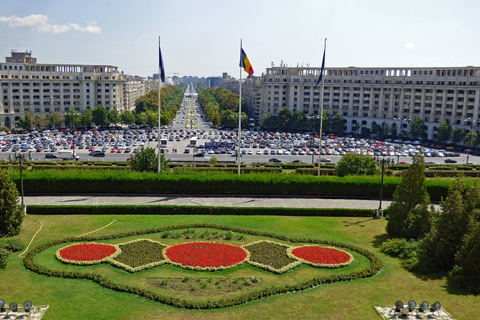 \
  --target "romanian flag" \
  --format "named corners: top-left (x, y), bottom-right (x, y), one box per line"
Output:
top-left (240, 48), bottom-right (254, 78)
